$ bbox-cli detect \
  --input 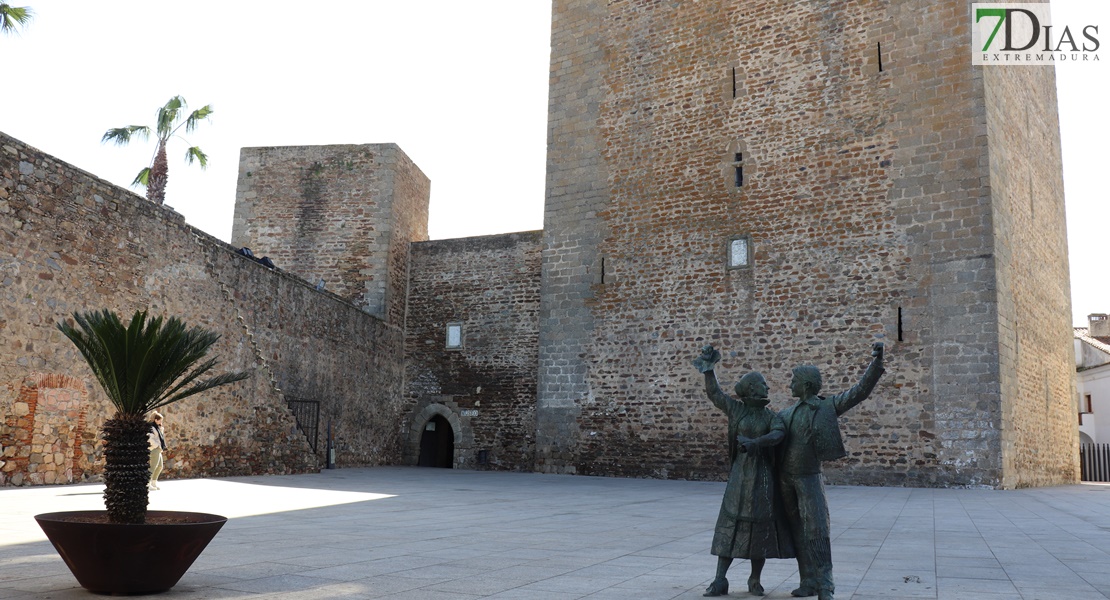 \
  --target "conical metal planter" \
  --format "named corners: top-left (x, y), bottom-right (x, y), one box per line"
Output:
top-left (35, 510), bottom-right (227, 595)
